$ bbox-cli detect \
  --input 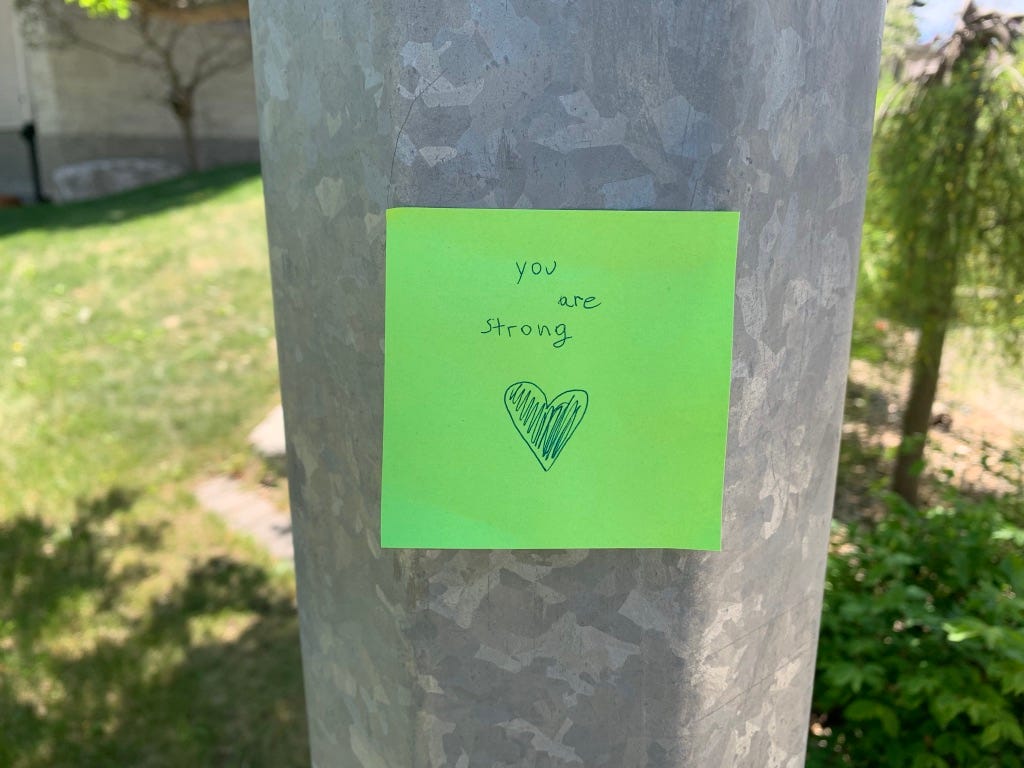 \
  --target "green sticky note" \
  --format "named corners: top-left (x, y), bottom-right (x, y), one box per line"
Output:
top-left (381, 207), bottom-right (738, 550)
